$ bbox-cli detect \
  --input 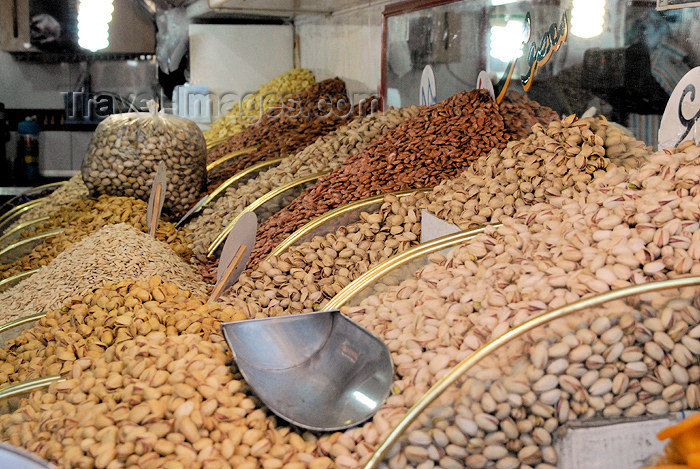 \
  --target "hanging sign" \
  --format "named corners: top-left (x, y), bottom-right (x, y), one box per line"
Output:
top-left (657, 0), bottom-right (700, 10)
top-left (419, 65), bottom-right (437, 106)
top-left (658, 66), bottom-right (700, 150)
top-left (495, 12), bottom-right (569, 103)
top-left (420, 210), bottom-right (461, 244)
top-left (476, 71), bottom-right (496, 101)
